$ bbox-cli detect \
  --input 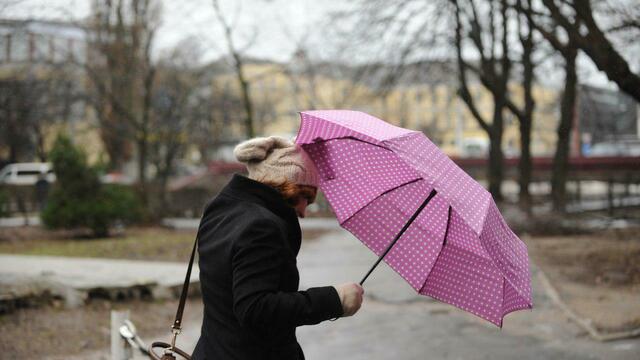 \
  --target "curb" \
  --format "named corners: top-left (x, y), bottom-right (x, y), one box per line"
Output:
top-left (536, 268), bottom-right (640, 342)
